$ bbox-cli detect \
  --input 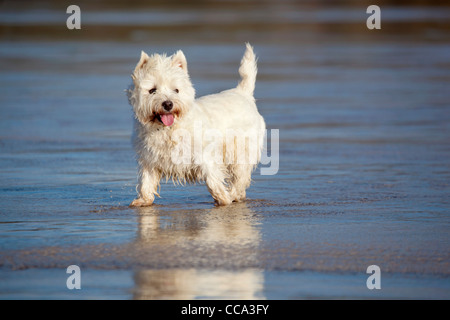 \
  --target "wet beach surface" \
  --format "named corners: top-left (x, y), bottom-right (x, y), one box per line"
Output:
top-left (0, 1), bottom-right (449, 299)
